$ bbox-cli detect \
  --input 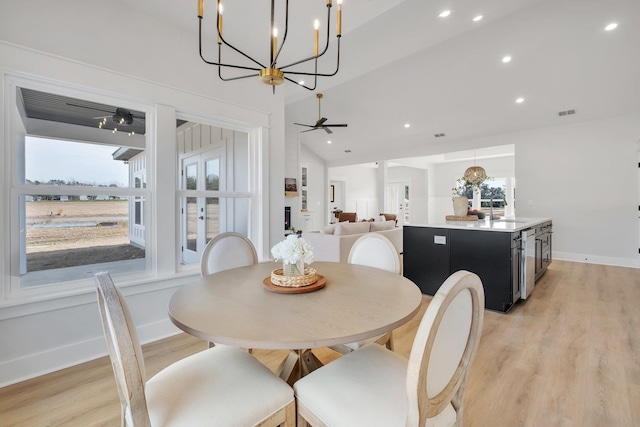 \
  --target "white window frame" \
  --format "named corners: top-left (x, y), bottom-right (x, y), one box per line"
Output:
top-left (175, 111), bottom-right (260, 272)
top-left (3, 75), bottom-right (154, 300)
